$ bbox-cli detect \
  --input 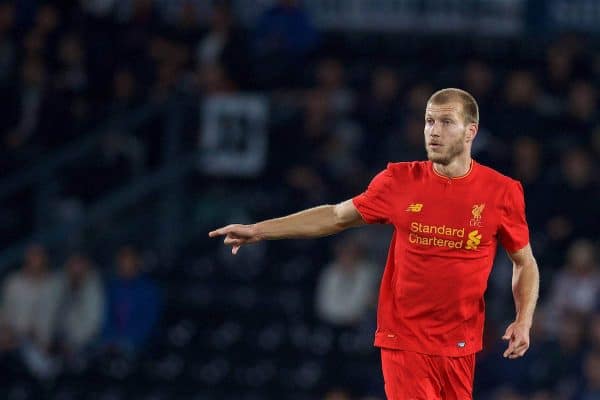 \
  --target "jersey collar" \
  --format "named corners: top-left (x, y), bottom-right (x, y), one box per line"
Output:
top-left (430, 159), bottom-right (476, 182)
